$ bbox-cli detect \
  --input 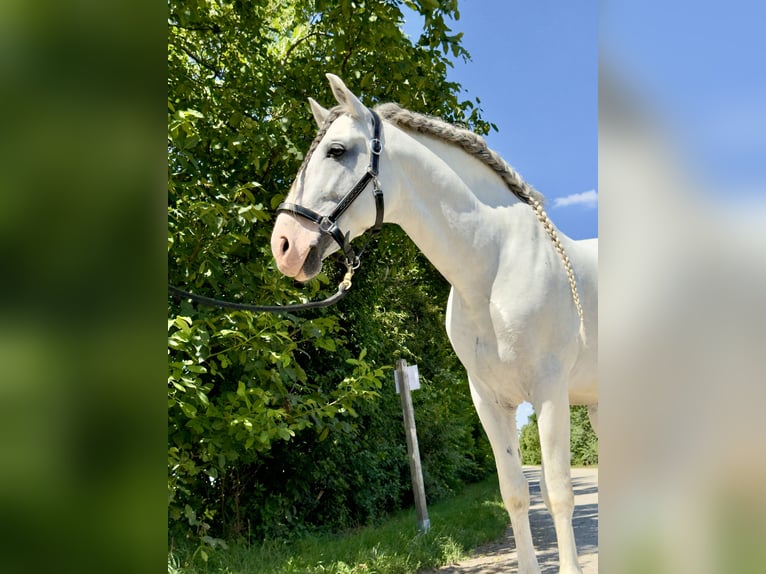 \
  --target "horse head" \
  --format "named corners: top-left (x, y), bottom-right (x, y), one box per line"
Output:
top-left (271, 74), bottom-right (385, 281)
